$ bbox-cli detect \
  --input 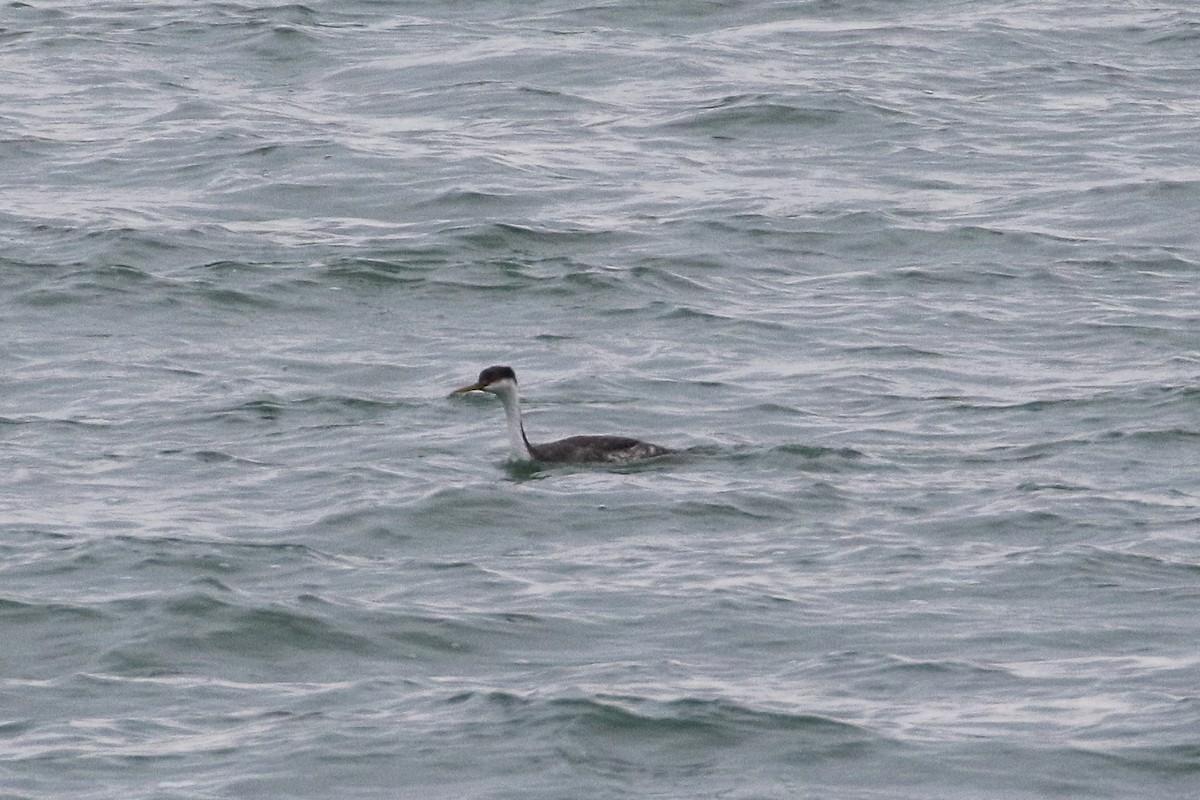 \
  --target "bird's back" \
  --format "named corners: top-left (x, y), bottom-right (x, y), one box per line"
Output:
top-left (529, 435), bottom-right (671, 464)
